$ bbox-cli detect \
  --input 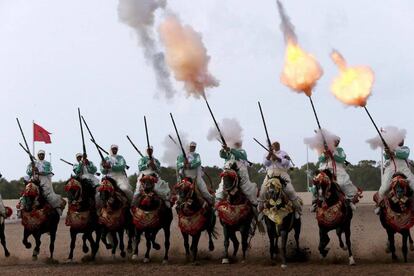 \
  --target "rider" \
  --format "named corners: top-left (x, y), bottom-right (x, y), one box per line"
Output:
top-left (26, 150), bottom-right (63, 216)
top-left (134, 146), bottom-right (171, 207)
top-left (73, 153), bottom-right (99, 187)
top-left (216, 141), bottom-right (258, 206)
top-left (100, 145), bottom-right (133, 202)
top-left (311, 137), bottom-right (358, 212)
top-left (258, 141), bottom-right (302, 218)
top-left (176, 141), bottom-right (214, 205)
top-left (376, 139), bottom-right (414, 214)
